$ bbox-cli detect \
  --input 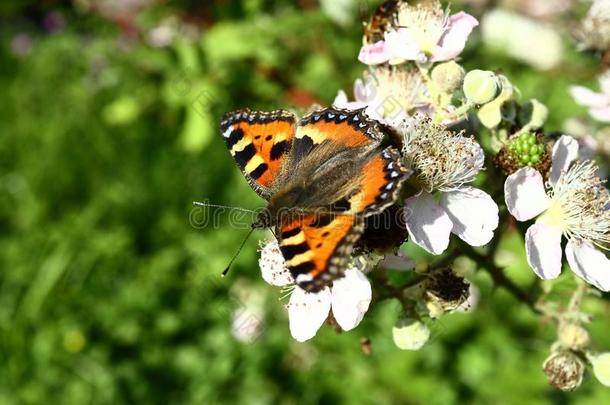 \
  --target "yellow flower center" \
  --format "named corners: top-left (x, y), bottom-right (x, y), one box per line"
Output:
top-left (537, 200), bottom-right (568, 231)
